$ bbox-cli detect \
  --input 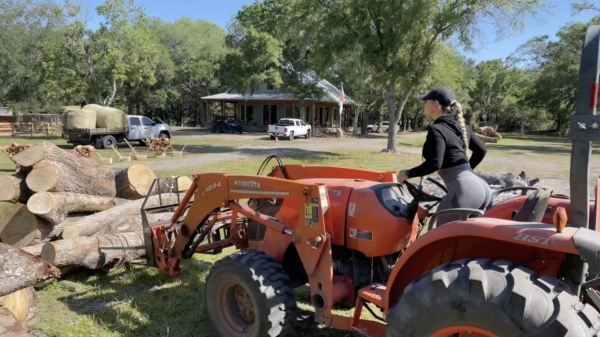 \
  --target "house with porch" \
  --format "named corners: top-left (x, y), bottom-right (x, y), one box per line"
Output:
top-left (201, 73), bottom-right (356, 131)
